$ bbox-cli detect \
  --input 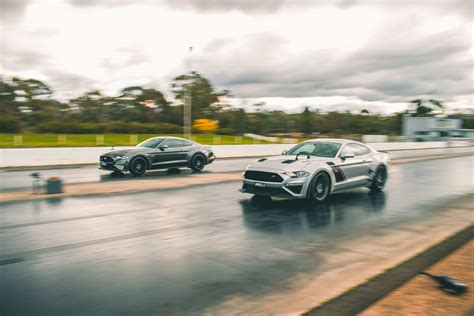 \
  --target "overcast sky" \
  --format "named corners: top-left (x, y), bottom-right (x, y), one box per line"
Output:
top-left (0, 0), bottom-right (472, 113)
